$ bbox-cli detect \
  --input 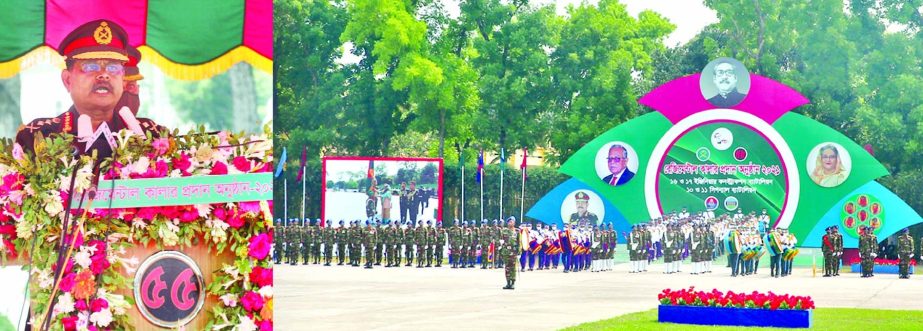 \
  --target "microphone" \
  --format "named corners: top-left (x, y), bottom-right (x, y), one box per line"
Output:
top-left (118, 106), bottom-right (144, 136)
